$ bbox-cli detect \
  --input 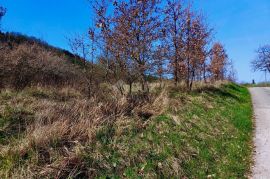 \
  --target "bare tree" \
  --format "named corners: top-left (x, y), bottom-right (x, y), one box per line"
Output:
top-left (226, 59), bottom-right (237, 82)
top-left (91, 0), bottom-right (112, 81)
top-left (68, 32), bottom-right (97, 97)
top-left (251, 45), bottom-right (270, 74)
top-left (153, 42), bottom-right (168, 87)
top-left (164, 0), bottom-right (185, 86)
